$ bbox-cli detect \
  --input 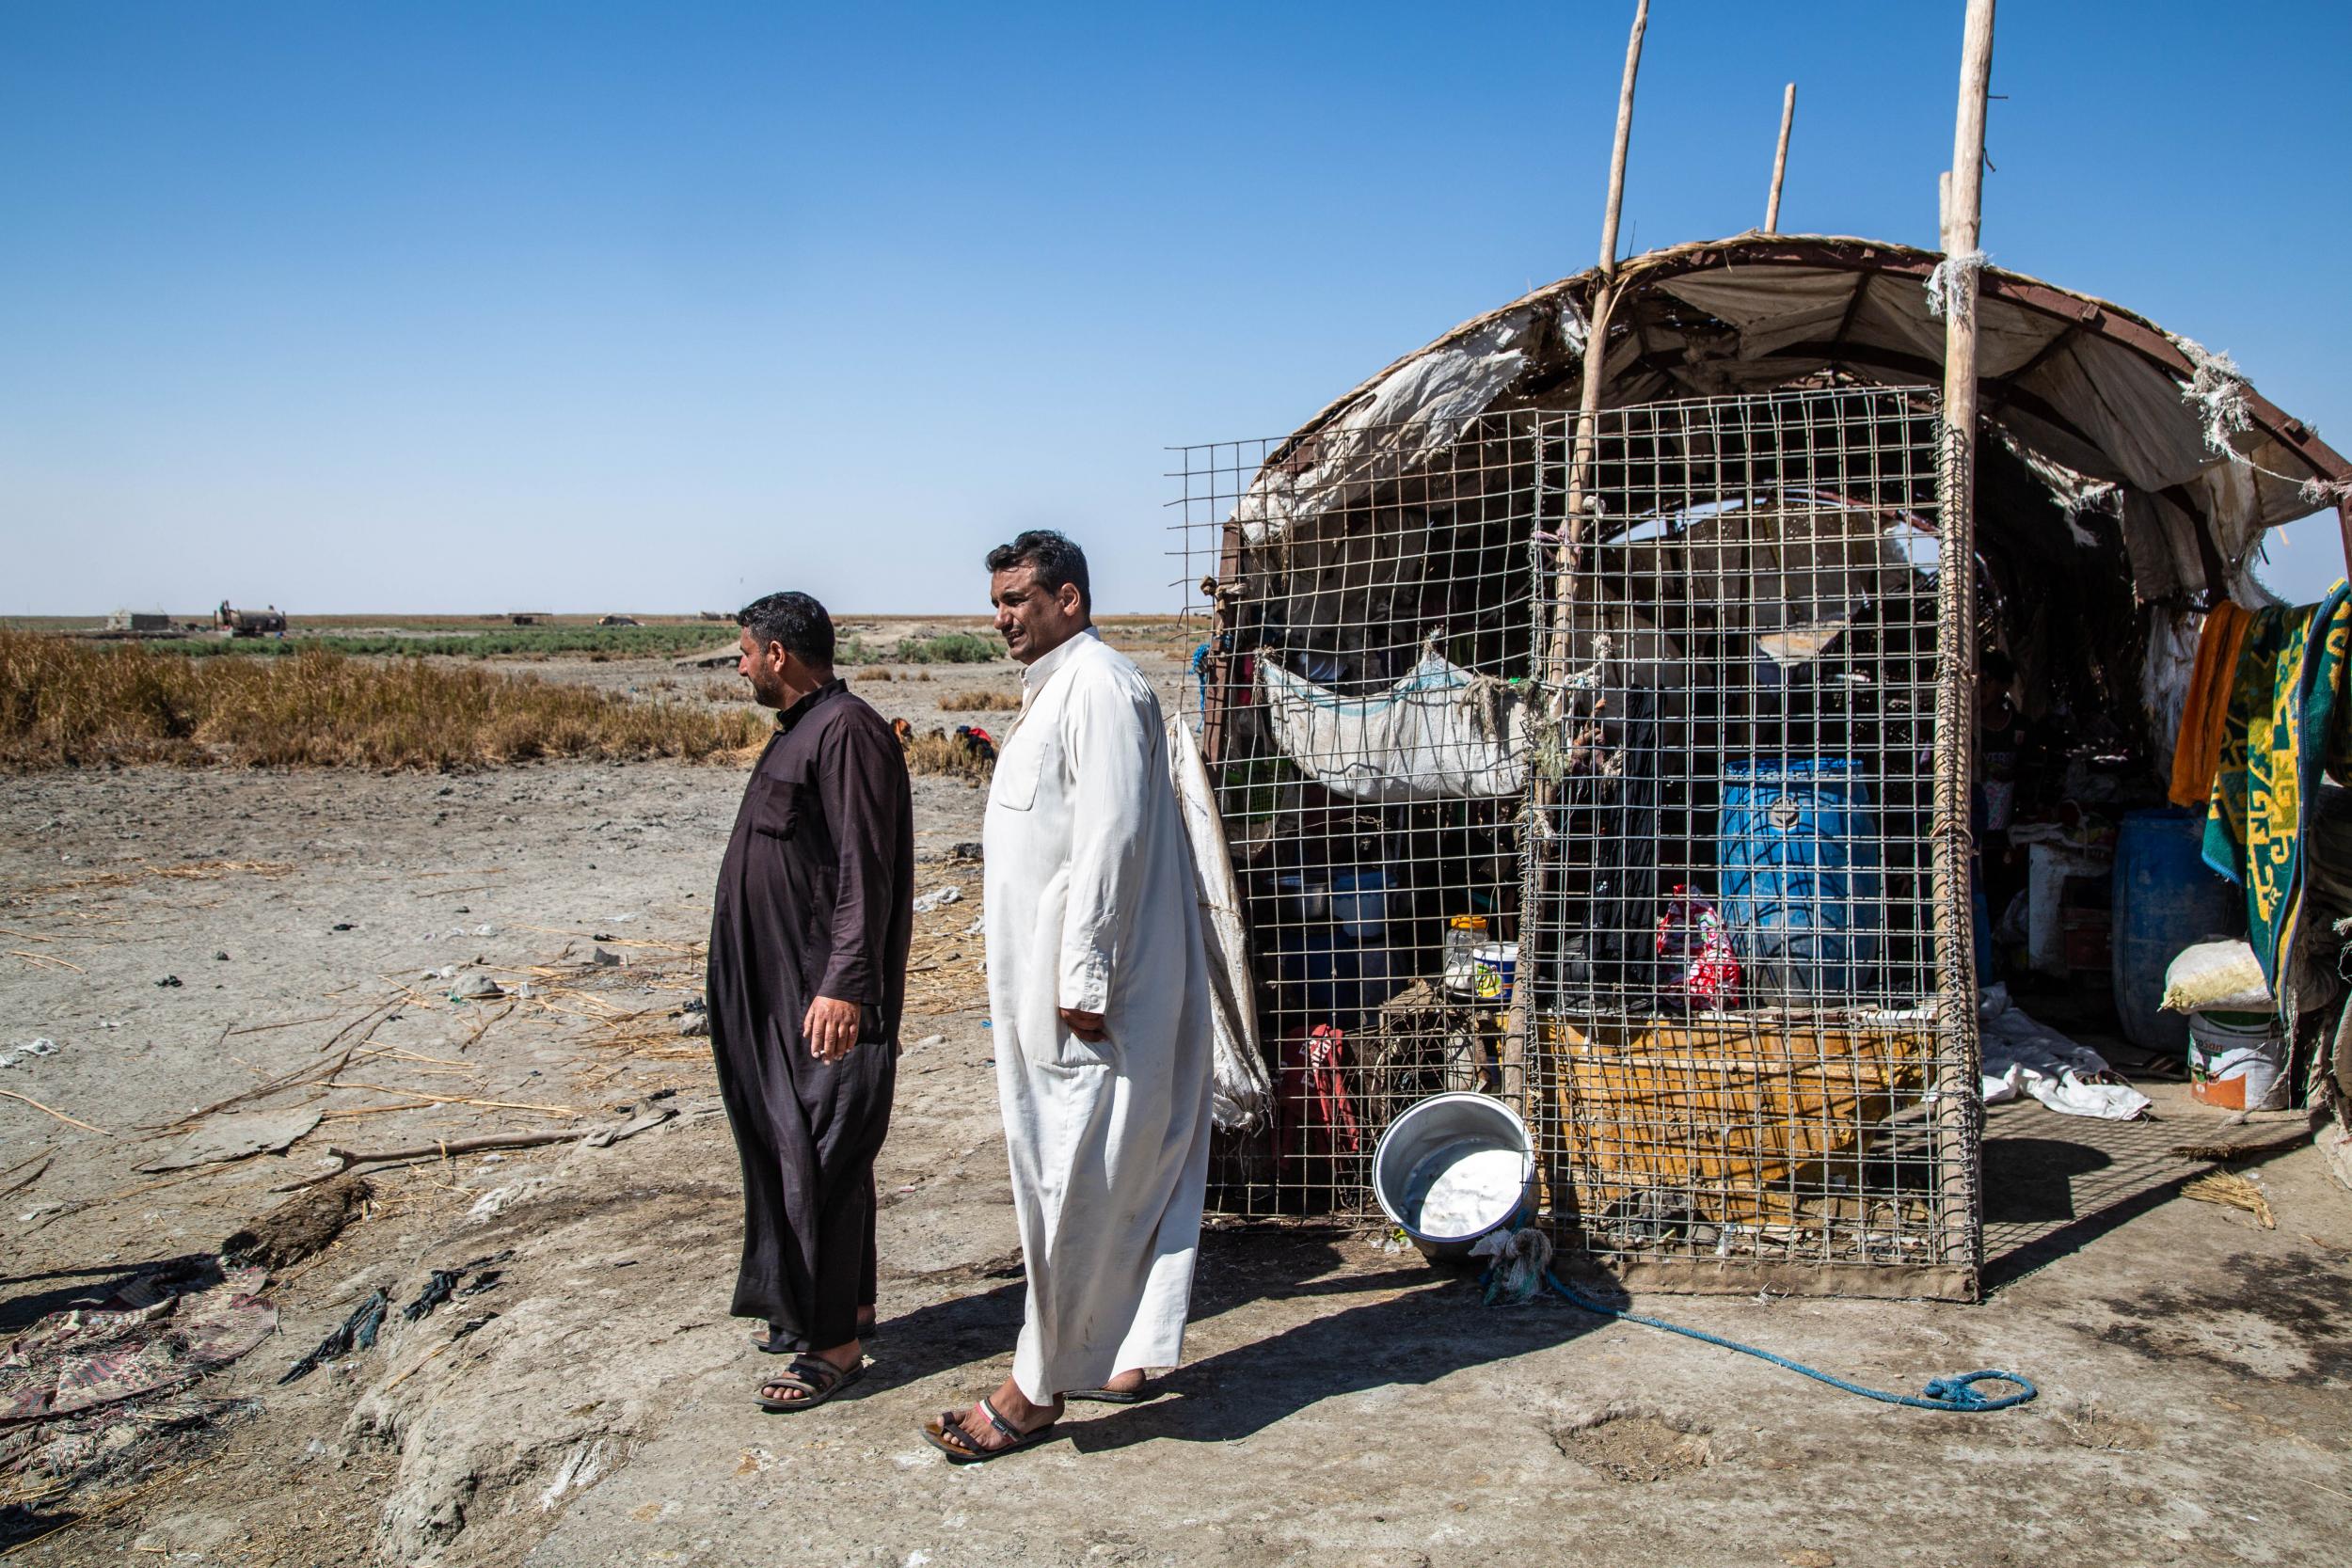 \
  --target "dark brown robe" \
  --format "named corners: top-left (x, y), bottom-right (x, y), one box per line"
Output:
top-left (707, 678), bottom-right (913, 1350)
